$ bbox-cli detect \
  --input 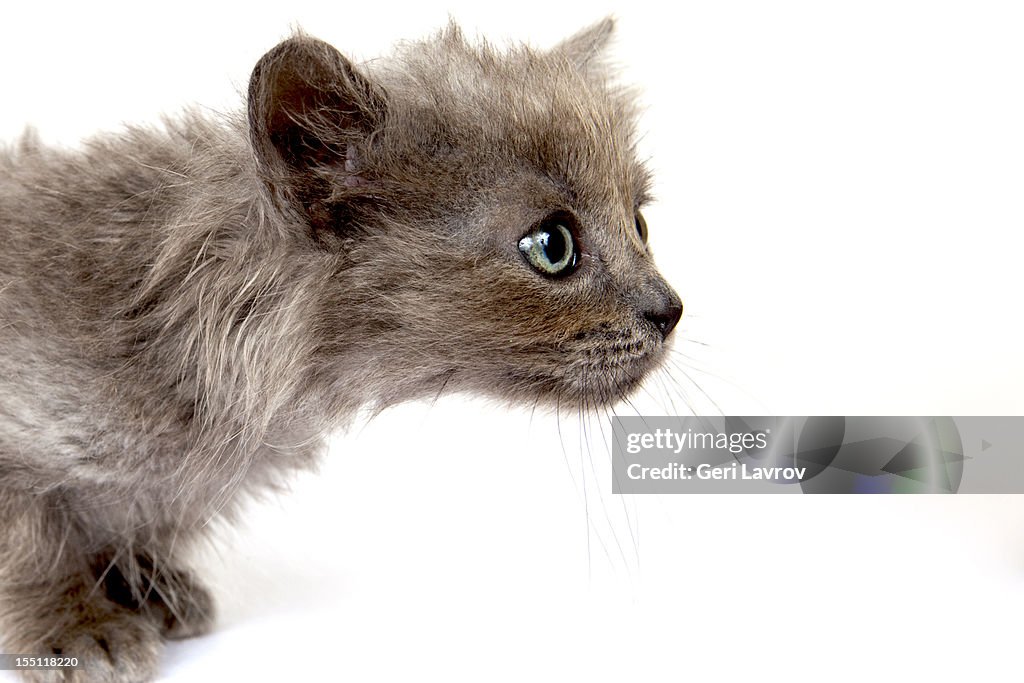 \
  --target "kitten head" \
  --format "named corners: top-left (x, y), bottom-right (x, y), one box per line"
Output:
top-left (247, 20), bottom-right (681, 410)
